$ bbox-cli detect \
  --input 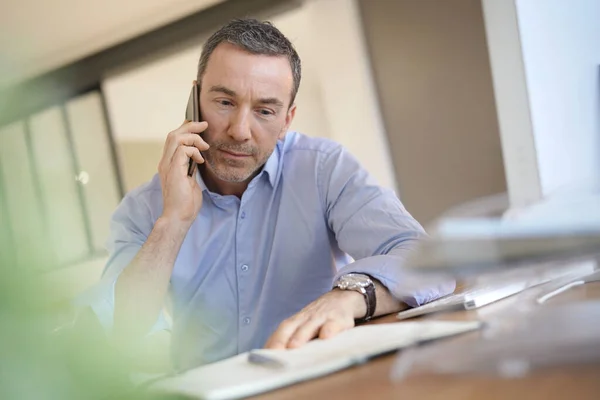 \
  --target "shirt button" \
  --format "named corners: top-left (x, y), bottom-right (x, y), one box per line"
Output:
top-left (243, 317), bottom-right (251, 325)
top-left (240, 211), bottom-right (246, 219)
top-left (241, 264), bottom-right (249, 272)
